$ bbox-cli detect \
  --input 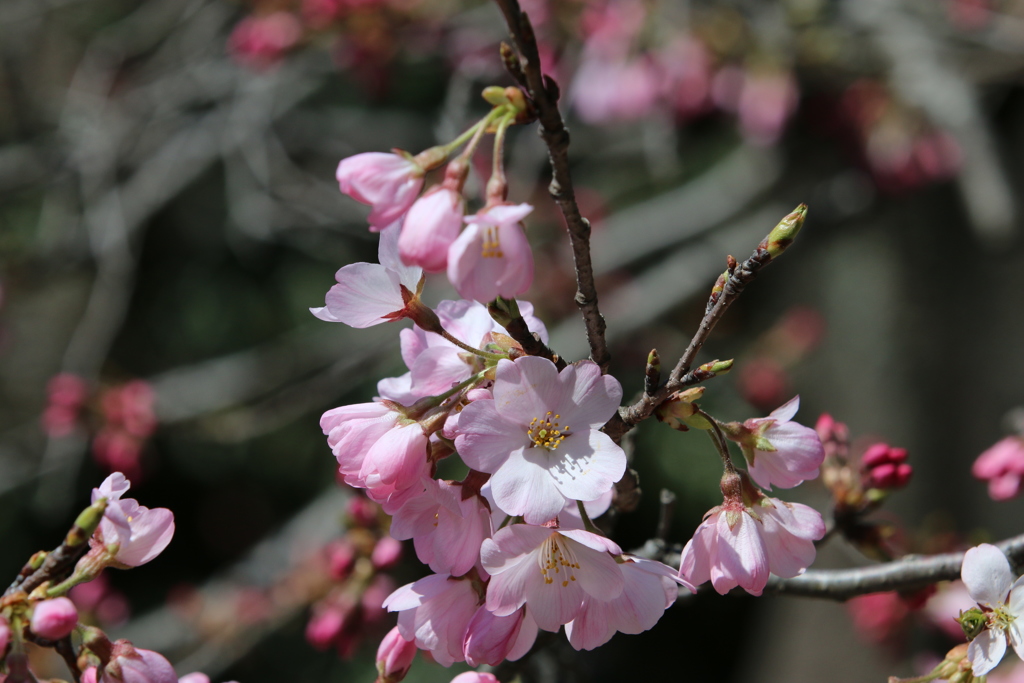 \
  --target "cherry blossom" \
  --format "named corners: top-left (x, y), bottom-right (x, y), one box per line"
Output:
top-left (959, 543), bottom-right (1024, 675)
top-left (389, 478), bottom-right (492, 577)
top-left (480, 524), bottom-right (623, 632)
top-left (311, 226), bottom-right (426, 329)
top-left (450, 674), bottom-right (499, 683)
top-left (86, 641), bottom-right (177, 683)
top-left (455, 357), bottom-right (625, 524)
top-left (447, 204), bottom-right (534, 303)
top-left (91, 473), bottom-right (174, 568)
top-left (679, 474), bottom-right (825, 596)
top-left (336, 152), bottom-right (425, 229)
top-left (398, 187), bottom-right (465, 273)
top-left (320, 401), bottom-right (428, 496)
top-left (565, 556), bottom-right (686, 650)
top-left (973, 437), bottom-right (1024, 501)
top-left (724, 396), bottom-right (824, 490)
top-left (383, 573), bottom-right (482, 667)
